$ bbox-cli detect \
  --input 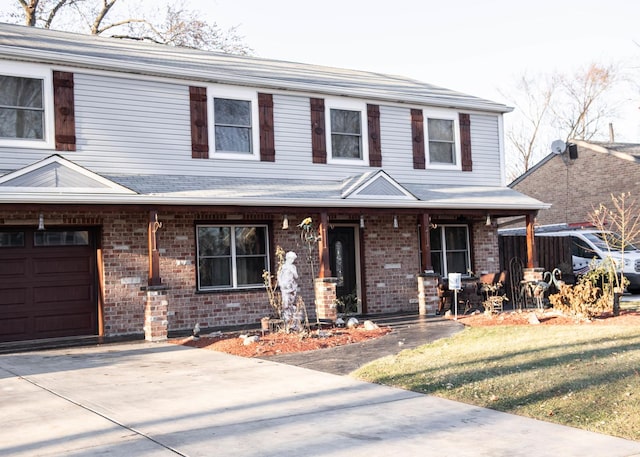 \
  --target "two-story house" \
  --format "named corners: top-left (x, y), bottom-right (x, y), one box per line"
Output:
top-left (0, 23), bottom-right (547, 344)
